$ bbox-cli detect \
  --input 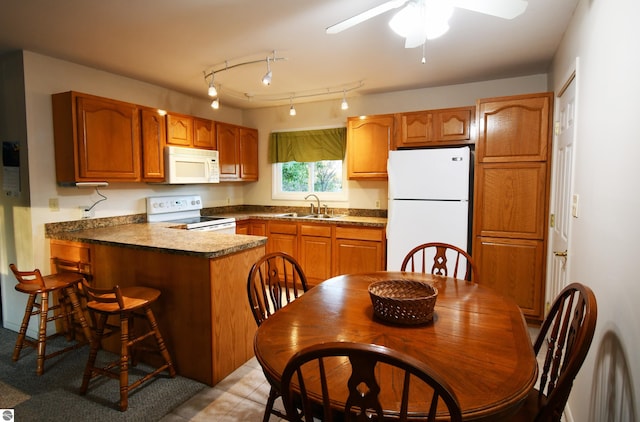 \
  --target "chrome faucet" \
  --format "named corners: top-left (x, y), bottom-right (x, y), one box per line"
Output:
top-left (304, 194), bottom-right (320, 214)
